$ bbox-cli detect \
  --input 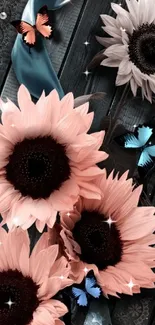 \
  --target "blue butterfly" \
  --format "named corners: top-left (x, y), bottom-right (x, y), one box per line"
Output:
top-left (72, 277), bottom-right (101, 307)
top-left (124, 126), bottom-right (155, 167)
